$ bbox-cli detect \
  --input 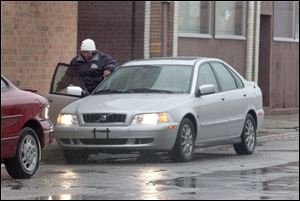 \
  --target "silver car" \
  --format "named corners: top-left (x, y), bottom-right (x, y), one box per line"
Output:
top-left (48, 58), bottom-right (264, 163)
